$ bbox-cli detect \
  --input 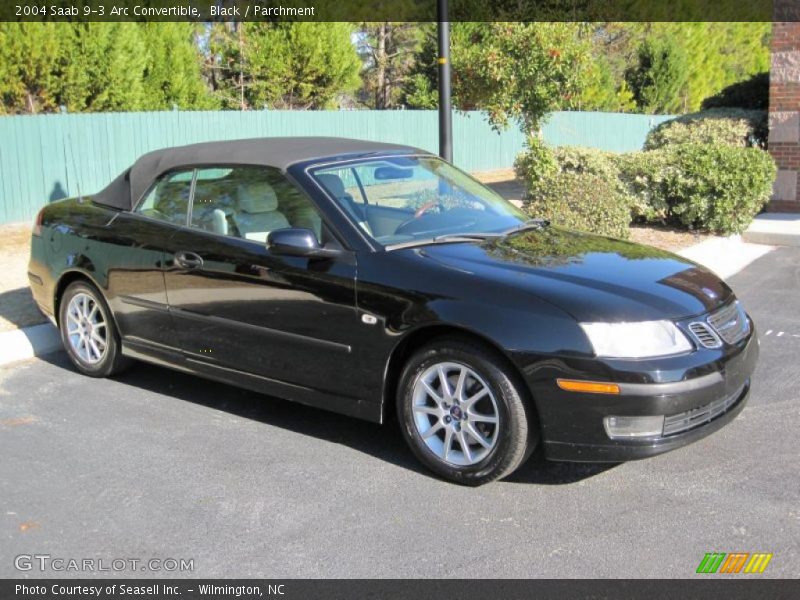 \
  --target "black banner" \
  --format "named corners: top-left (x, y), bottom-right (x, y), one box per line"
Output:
top-left (2, 0), bottom-right (799, 23)
top-left (3, 579), bottom-right (800, 600)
